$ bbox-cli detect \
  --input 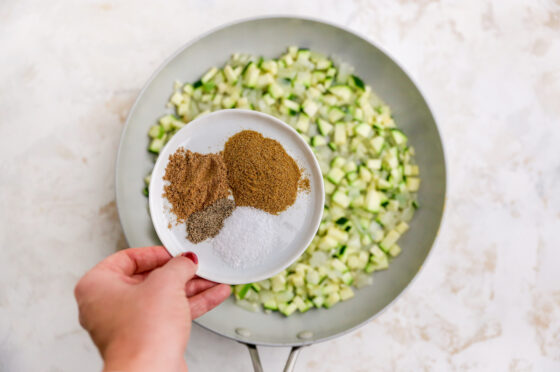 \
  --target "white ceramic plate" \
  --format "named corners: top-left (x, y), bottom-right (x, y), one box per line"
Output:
top-left (148, 109), bottom-right (324, 284)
